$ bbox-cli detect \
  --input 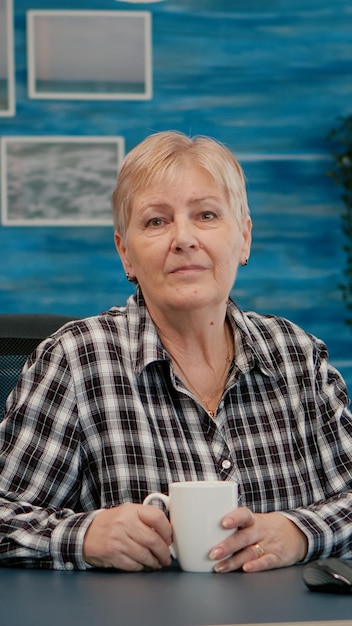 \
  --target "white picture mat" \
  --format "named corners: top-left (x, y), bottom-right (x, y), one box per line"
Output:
top-left (0, 0), bottom-right (15, 116)
top-left (27, 10), bottom-right (152, 100)
top-left (1, 136), bottom-right (125, 226)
